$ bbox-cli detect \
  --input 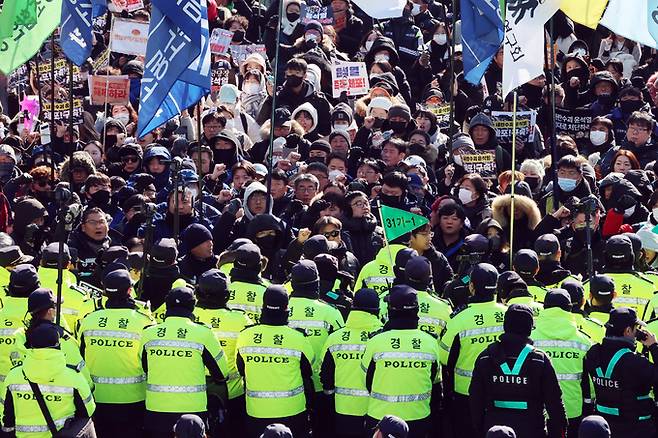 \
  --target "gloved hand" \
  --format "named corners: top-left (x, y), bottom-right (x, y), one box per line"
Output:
top-left (286, 199), bottom-right (305, 216)
top-left (226, 198), bottom-right (242, 216)
top-left (286, 133), bottom-right (301, 150)
top-left (308, 199), bottom-right (330, 216)
top-left (614, 195), bottom-right (636, 213)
